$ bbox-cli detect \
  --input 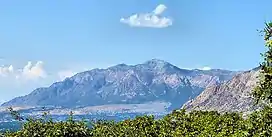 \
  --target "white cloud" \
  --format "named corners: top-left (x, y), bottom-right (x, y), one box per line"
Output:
top-left (120, 4), bottom-right (173, 28)
top-left (20, 61), bottom-right (47, 80)
top-left (0, 61), bottom-right (47, 81)
top-left (153, 4), bottom-right (167, 15)
top-left (58, 70), bottom-right (76, 81)
top-left (0, 65), bottom-right (14, 77)
top-left (198, 67), bottom-right (212, 71)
